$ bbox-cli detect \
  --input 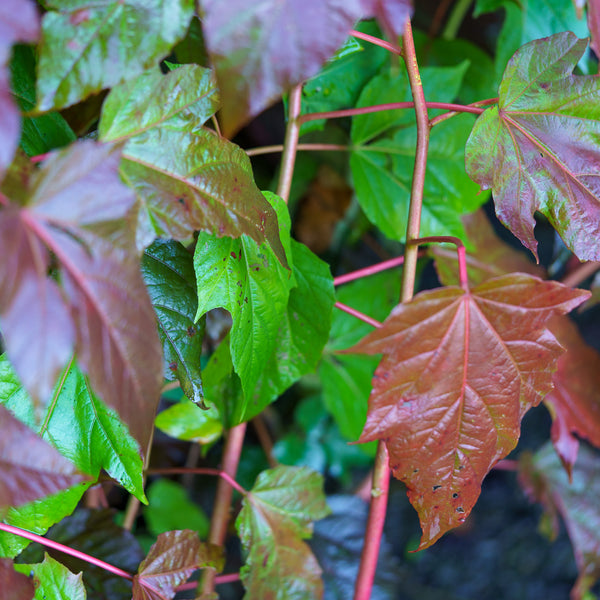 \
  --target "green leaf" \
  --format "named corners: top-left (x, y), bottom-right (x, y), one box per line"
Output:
top-left (0, 355), bottom-right (145, 500)
top-left (155, 400), bottom-right (223, 444)
top-left (236, 466), bottom-right (330, 600)
top-left (194, 193), bottom-right (294, 401)
top-left (352, 113), bottom-right (485, 241)
top-left (36, 0), bottom-right (195, 111)
top-left (145, 479), bottom-right (210, 539)
top-left (142, 239), bottom-right (204, 407)
top-left (465, 32), bottom-right (600, 261)
top-left (9, 45), bottom-right (76, 157)
top-left (14, 554), bottom-right (86, 600)
top-left (351, 62), bottom-right (470, 145)
top-left (119, 126), bottom-right (287, 261)
top-left (98, 64), bottom-right (219, 143)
